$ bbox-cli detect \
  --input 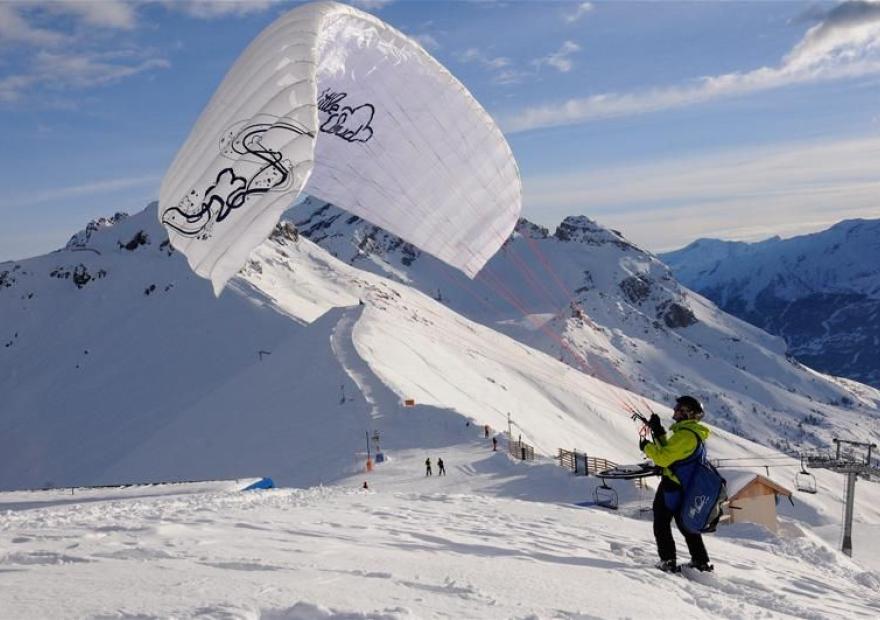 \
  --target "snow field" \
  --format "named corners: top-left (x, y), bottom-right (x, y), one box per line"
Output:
top-left (2, 443), bottom-right (879, 619)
